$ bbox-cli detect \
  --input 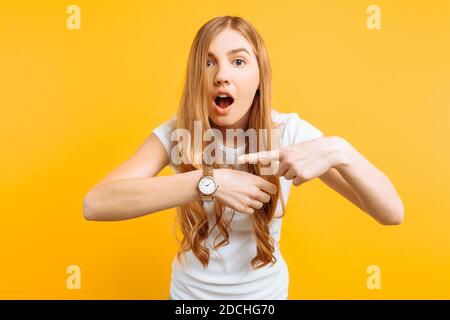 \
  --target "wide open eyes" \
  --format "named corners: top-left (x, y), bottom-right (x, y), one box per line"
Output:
top-left (207, 58), bottom-right (246, 67)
